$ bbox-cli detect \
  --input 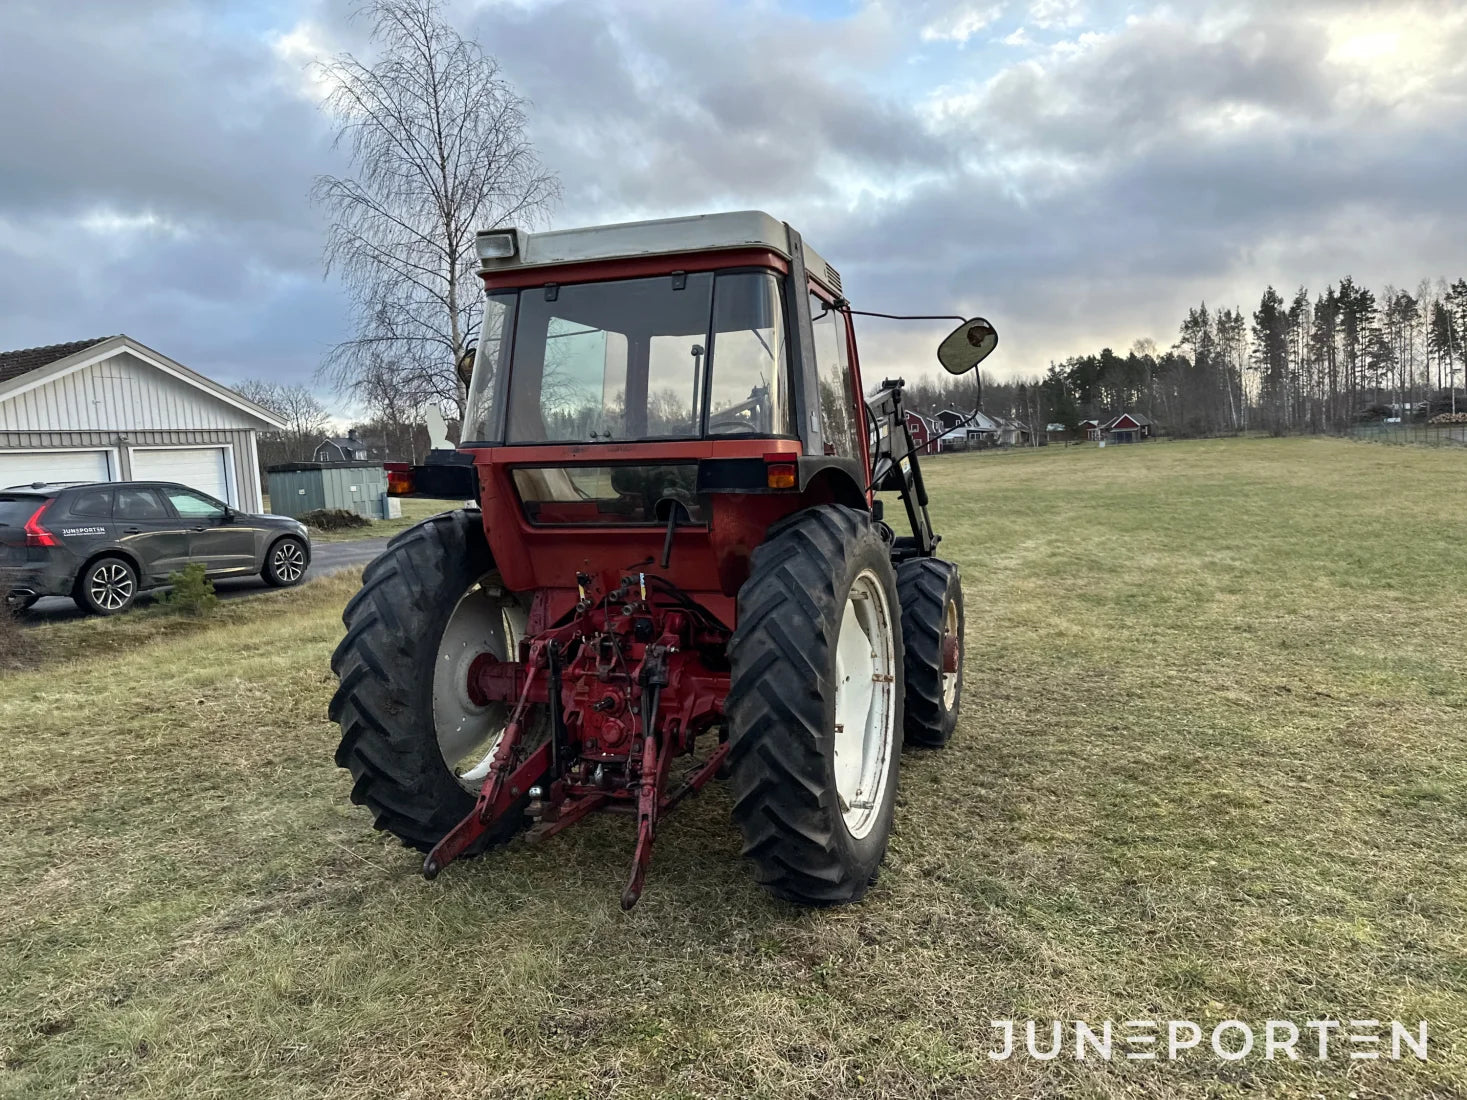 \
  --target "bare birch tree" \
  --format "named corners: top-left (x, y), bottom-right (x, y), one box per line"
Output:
top-left (313, 0), bottom-right (558, 421)
top-left (235, 380), bottom-right (334, 471)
